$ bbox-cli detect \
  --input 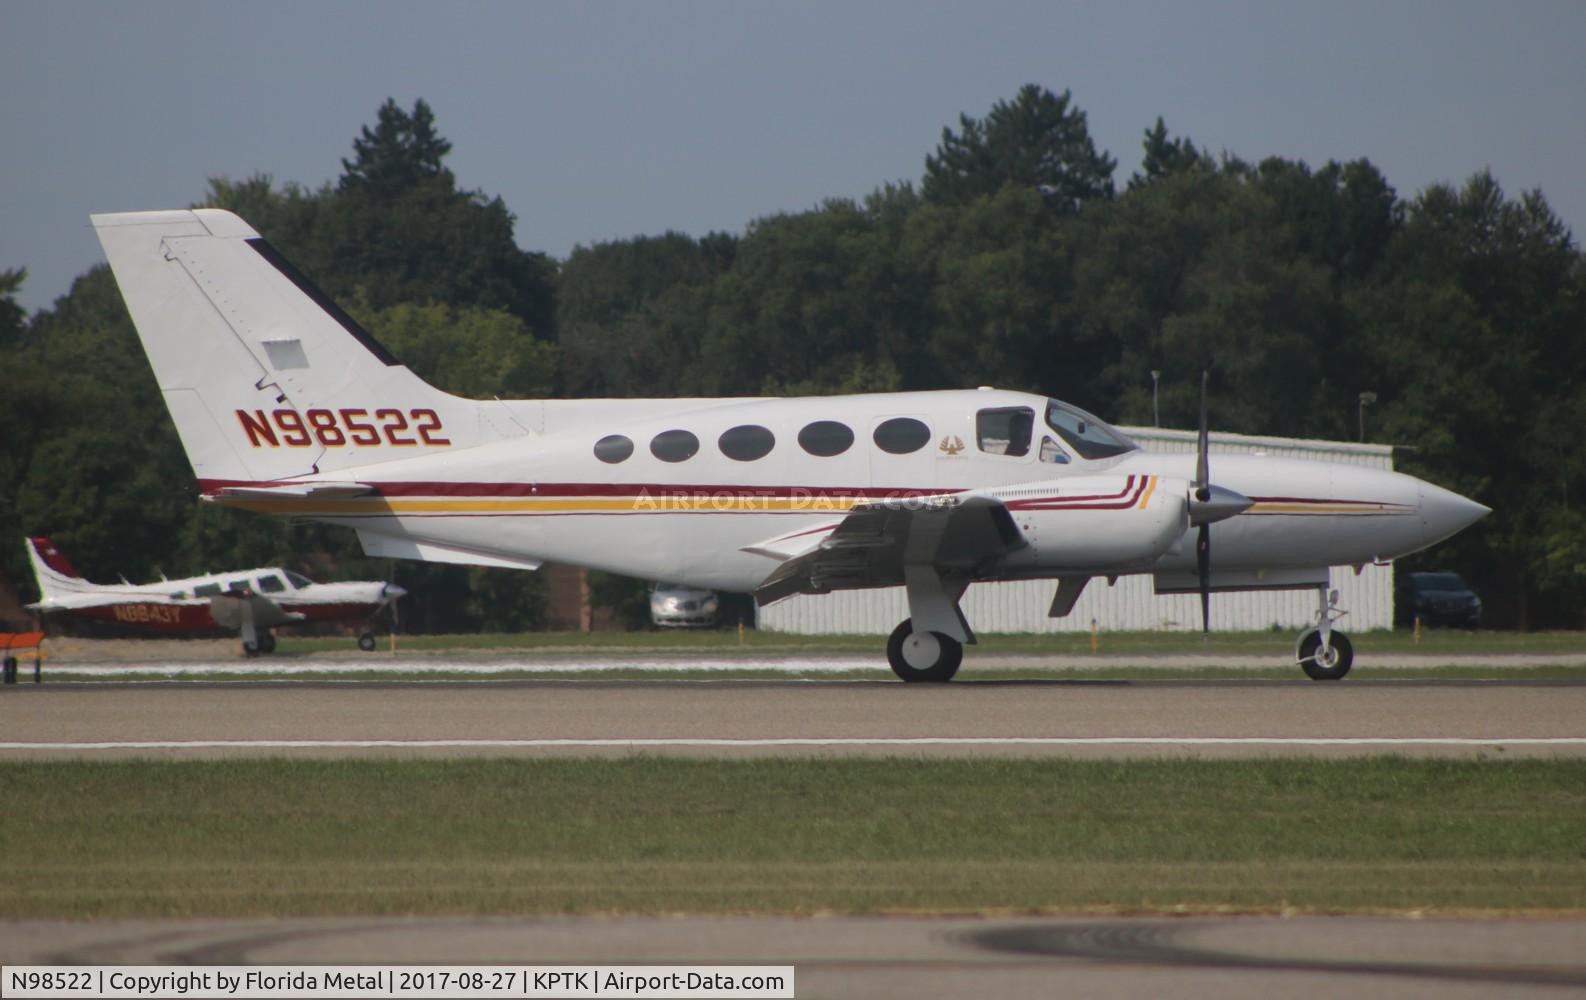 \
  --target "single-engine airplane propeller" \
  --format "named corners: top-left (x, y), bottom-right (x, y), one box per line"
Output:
top-left (89, 209), bottom-right (1489, 680)
top-left (24, 536), bottom-right (403, 655)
